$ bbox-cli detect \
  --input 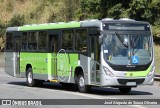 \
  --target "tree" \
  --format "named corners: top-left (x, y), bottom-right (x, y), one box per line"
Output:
top-left (76, 0), bottom-right (101, 20)
top-left (9, 14), bottom-right (25, 27)
top-left (48, 0), bottom-right (80, 22)
top-left (0, 21), bottom-right (6, 37)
